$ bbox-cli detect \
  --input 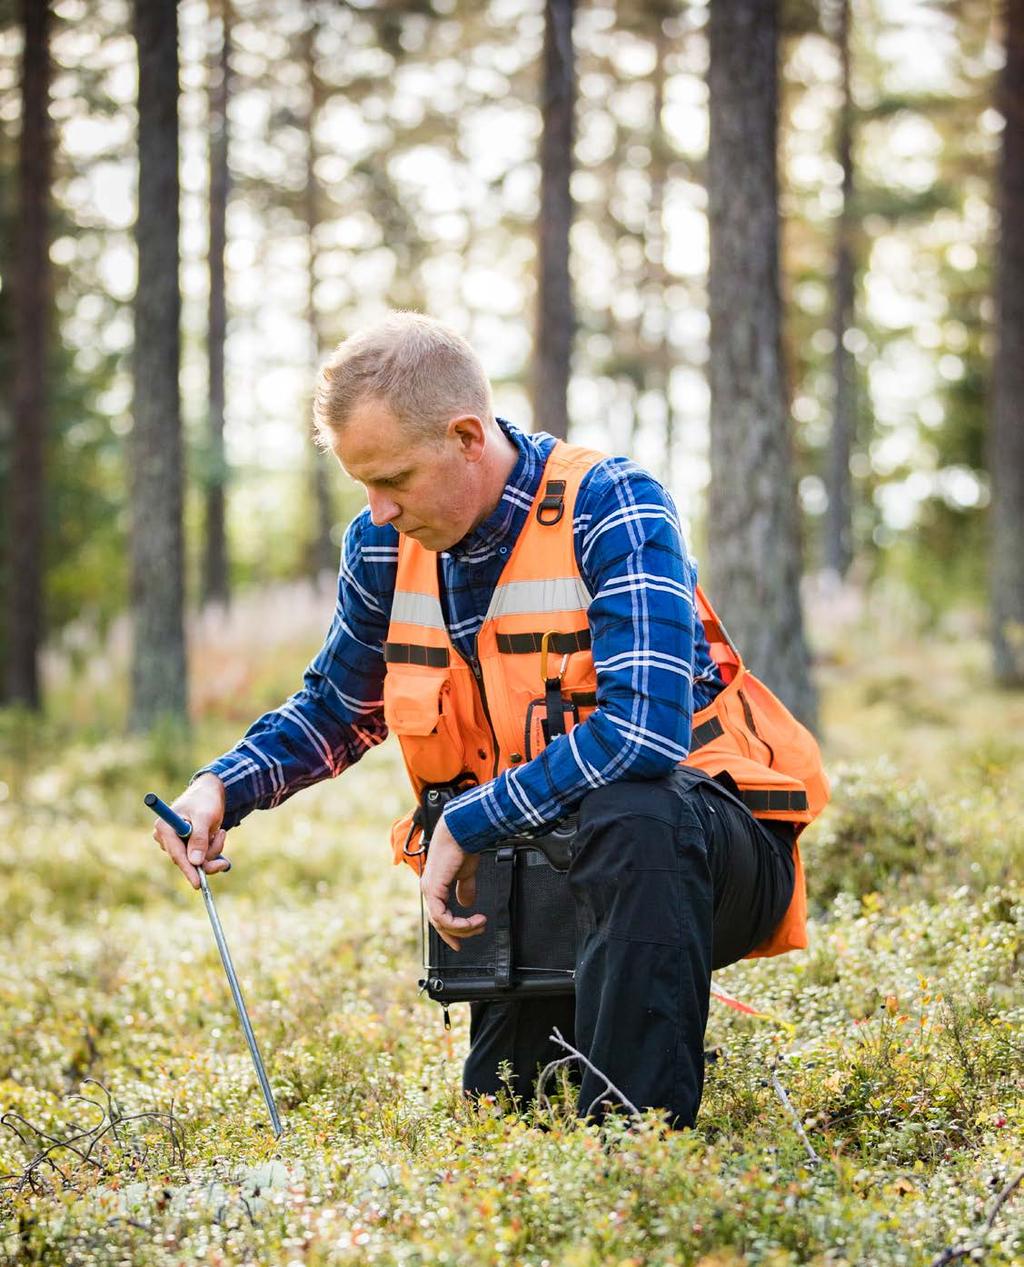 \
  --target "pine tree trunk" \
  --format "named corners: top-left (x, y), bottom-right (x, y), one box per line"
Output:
top-left (648, 8), bottom-right (674, 480)
top-left (5, 0), bottom-right (52, 708)
top-left (991, 0), bottom-right (1024, 686)
top-left (203, 0), bottom-right (230, 608)
top-left (130, 0), bottom-right (187, 730)
top-left (706, 0), bottom-right (817, 728)
top-left (303, 14), bottom-right (336, 580)
top-left (532, 0), bottom-right (575, 439)
top-left (825, 0), bottom-right (856, 578)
